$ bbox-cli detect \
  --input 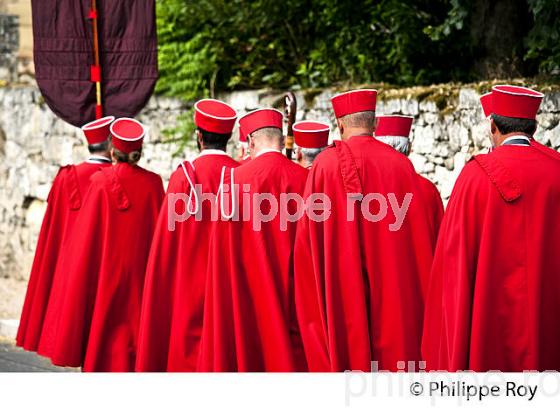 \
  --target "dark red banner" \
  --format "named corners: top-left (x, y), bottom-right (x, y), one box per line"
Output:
top-left (32, 0), bottom-right (158, 127)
